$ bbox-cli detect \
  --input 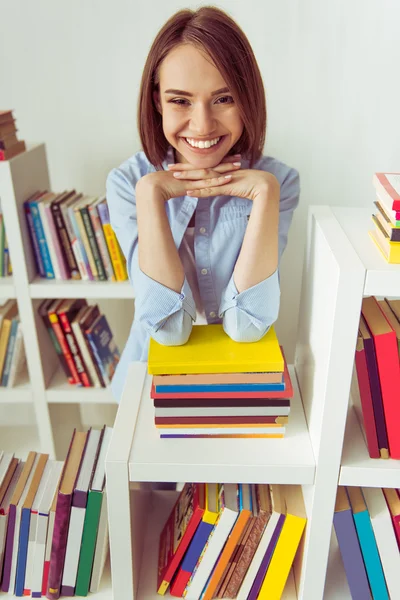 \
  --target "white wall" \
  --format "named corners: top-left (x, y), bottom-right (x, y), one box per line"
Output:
top-left (1, 0), bottom-right (399, 362)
